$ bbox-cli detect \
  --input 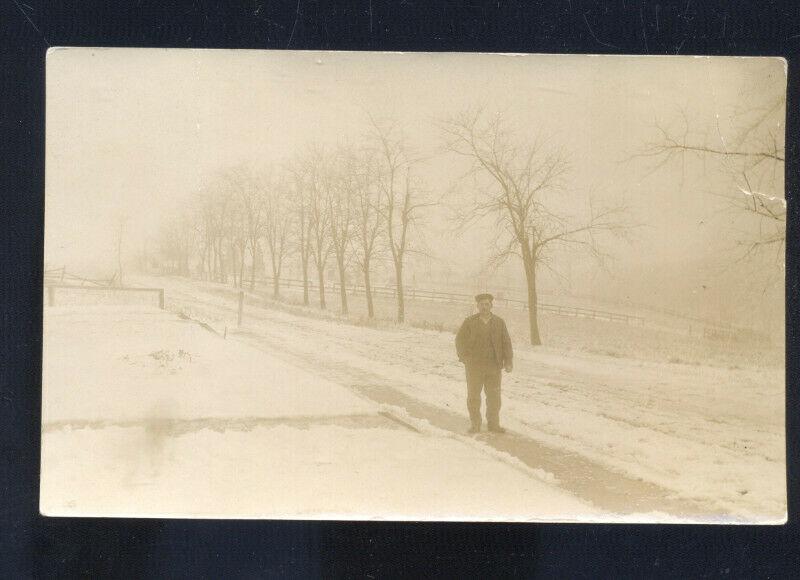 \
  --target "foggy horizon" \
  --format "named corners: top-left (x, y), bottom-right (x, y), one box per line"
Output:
top-left (45, 49), bottom-right (786, 333)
